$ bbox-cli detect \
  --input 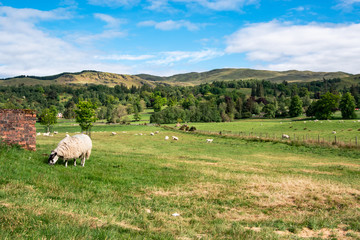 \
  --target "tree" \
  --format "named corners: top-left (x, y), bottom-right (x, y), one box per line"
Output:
top-left (263, 104), bottom-right (276, 118)
top-left (313, 92), bottom-right (340, 119)
top-left (133, 109), bottom-right (142, 122)
top-left (74, 100), bottom-right (98, 135)
top-left (289, 95), bottom-right (303, 117)
top-left (339, 92), bottom-right (357, 119)
top-left (39, 106), bottom-right (58, 132)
